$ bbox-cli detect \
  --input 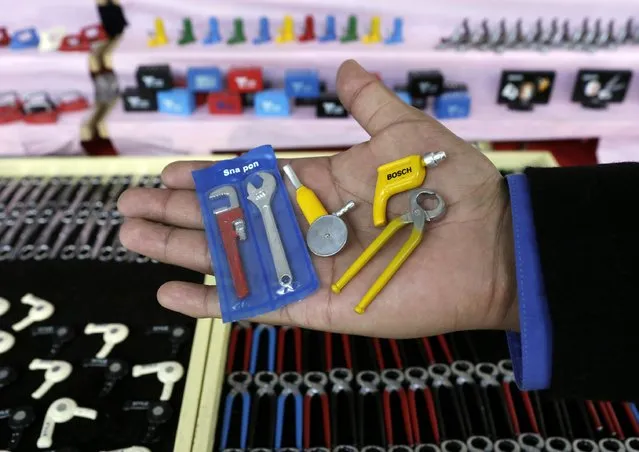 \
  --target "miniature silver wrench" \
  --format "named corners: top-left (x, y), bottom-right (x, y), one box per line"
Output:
top-left (246, 172), bottom-right (293, 293)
